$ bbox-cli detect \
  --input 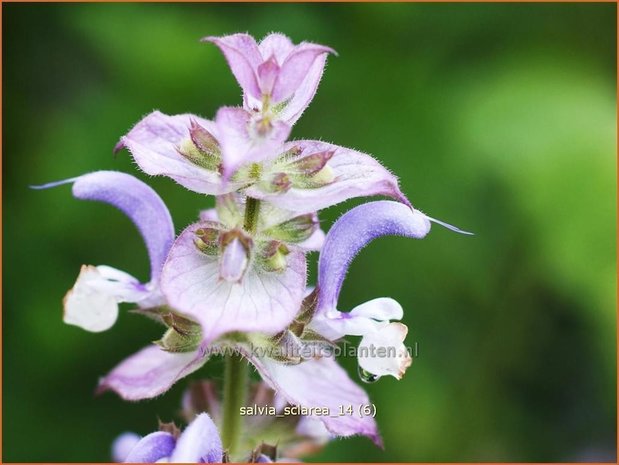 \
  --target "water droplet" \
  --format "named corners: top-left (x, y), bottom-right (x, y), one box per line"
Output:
top-left (358, 366), bottom-right (380, 384)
